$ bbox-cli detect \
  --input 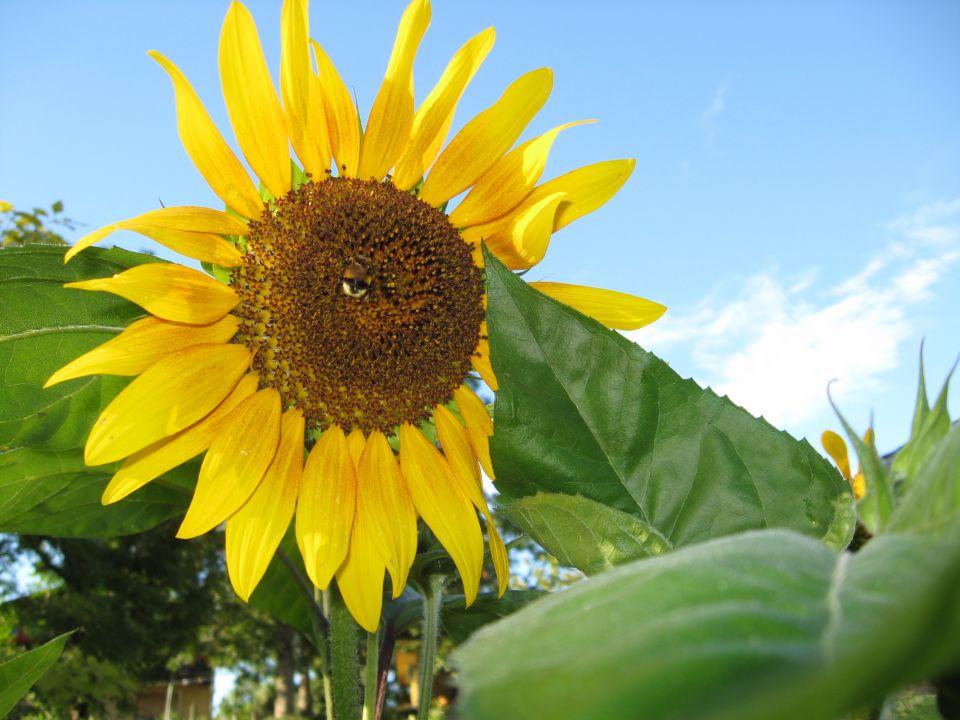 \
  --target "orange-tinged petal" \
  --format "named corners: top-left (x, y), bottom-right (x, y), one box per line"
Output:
top-left (450, 120), bottom-right (593, 228)
top-left (822, 430), bottom-right (853, 481)
top-left (530, 282), bottom-right (667, 330)
top-left (419, 68), bottom-right (553, 208)
top-left (177, 388), bottom-right (281, 538)
top-left (148, 51), bottom-right (262, 220)
top-left (311, 41), bottom-right (361, 177)
top-left (471, 331), bottom-right (498, 392)
top-left (453, 385), bottom-right (494, 479)
top-left (335, 514), bottom-right (385, 633)
top-left (65, 263), bottom-right (239, 325)
top-left (393, 27), bottom-right (494, 190)
top-left (102, 374), bottom-right (259, 504)
top-left (434, 405), bottom-right (508, 596)
top-left (46, 315), bottom-right (240, 387)
top-left (85, 343), bottom-right (251, 466)
top-left (65, 206), bottom-right (248, 264)
top-left (537, 158), bottom-right (636, 232)
top-left (219, 1), bottom-right (291, 199)
top-left (358, 432), bottom-right (418, 596)
top-left (281, 0), bottom-right (330, 179)
top-left (296, 425), bottom-right (356, 590)
top-left (399, 423), bottom-right (483, 604)
top-left (358, 0), bottom-right (431, 181)
top-left (226, 408), bottom-right (304, 600)
top-left (462, 192), bottom-right (566, 270)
